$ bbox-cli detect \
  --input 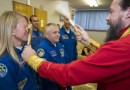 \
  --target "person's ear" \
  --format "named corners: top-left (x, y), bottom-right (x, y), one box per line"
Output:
top-left (12, 30), bottom-right (15, 36)
top-left (46, 33), bottom-right (48, 38)
top-left (126, 7), bottom-right (130, 18)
